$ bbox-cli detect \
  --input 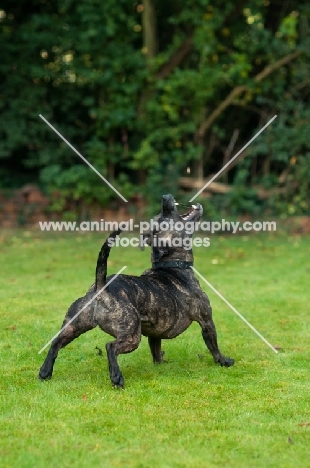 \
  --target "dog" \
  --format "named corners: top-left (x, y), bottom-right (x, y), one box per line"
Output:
top-left (39, 194), bottom-right (234, 388)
